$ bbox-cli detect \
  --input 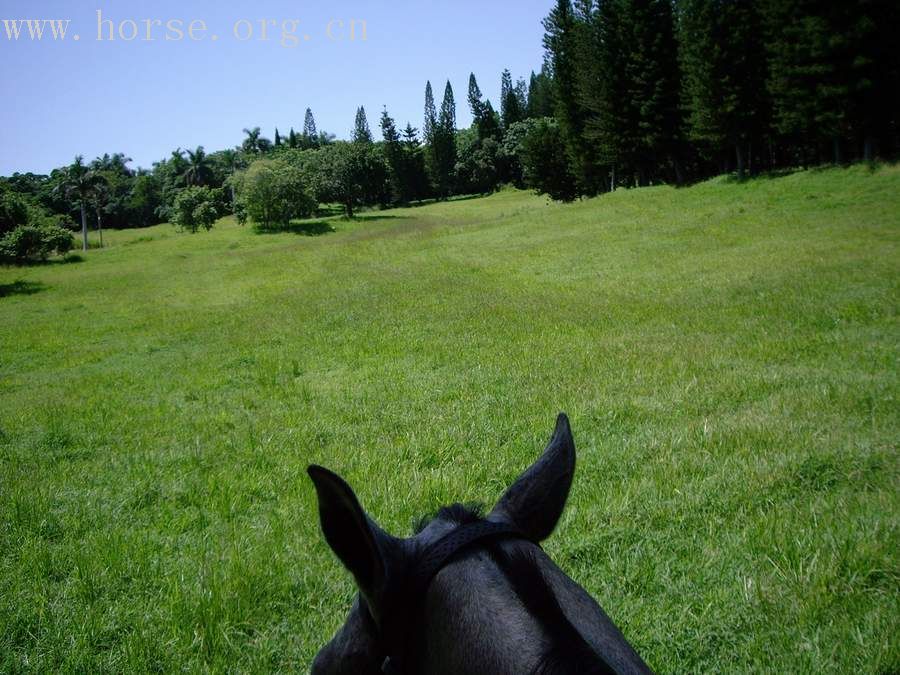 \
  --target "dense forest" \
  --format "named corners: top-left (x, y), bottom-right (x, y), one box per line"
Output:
top-left (2, 0), bottom-right (897, 262)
